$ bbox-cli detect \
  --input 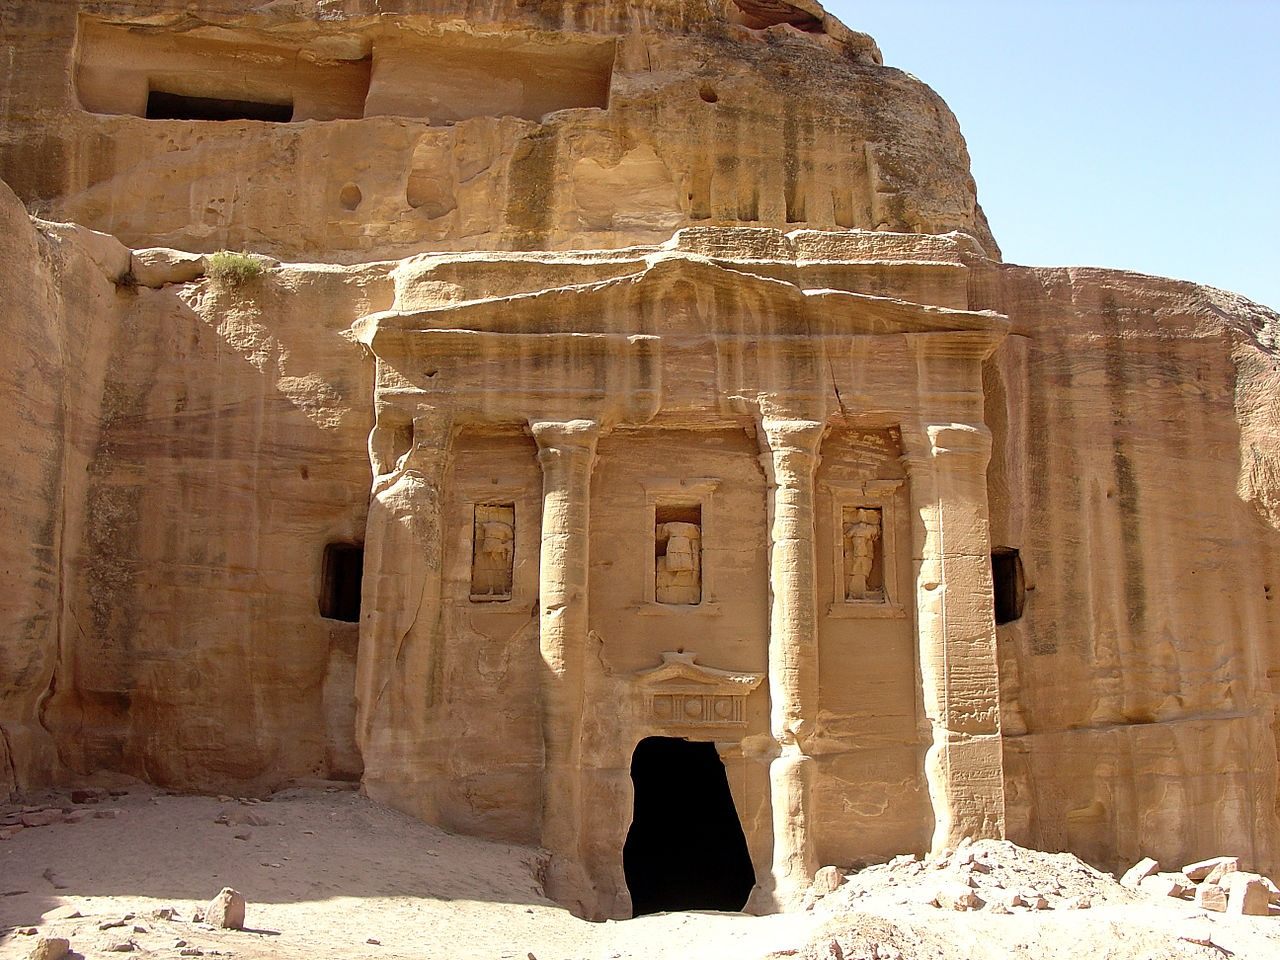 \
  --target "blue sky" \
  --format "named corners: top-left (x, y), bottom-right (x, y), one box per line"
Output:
top-left (823, 1), bottom-right (1280, 309)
